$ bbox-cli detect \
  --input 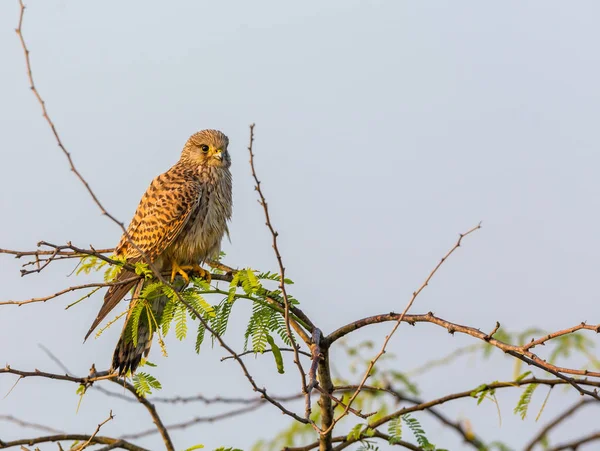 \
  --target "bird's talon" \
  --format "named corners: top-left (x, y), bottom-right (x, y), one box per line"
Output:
top-left (170, 261), bottom-right (191, 284)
